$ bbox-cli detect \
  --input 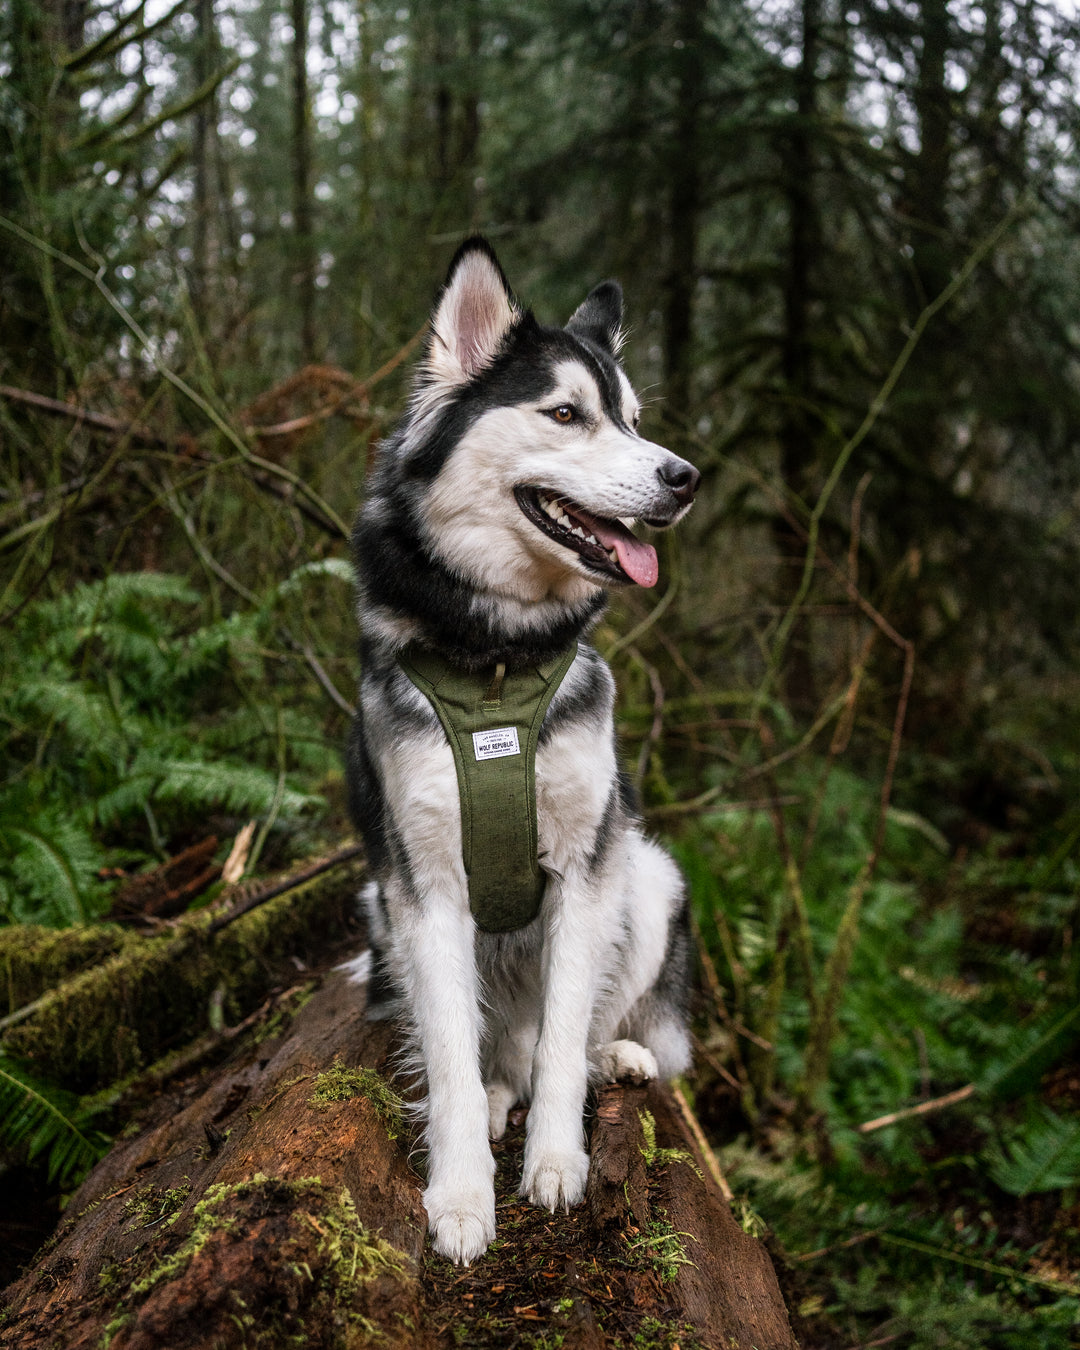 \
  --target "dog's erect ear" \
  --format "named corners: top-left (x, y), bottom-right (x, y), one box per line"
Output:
top-left (566, 281), bottom-right (624, 355)
top-left (426, 238), bottom-right (520, 387)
